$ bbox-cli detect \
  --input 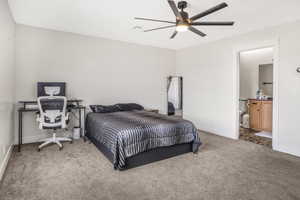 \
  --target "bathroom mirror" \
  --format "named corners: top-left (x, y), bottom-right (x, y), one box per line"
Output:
top-left (167, 76), bottom-right (183, 117)
top-left (259, 64), bottom-right (273, 98)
